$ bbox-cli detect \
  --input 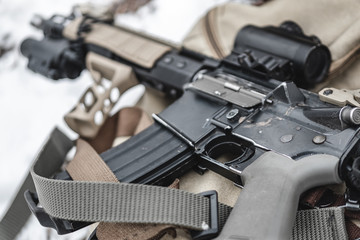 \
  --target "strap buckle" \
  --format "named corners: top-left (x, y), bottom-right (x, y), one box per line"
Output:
top-left (191, 190), bottom-right (220, 240)
top-left (24, 190), bottom-right (90, 234)
top-left (344, 188), bottom-right (360, 211)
